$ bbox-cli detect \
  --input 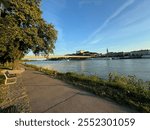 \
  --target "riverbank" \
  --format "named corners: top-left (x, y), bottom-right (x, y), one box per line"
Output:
top-left (22, 65), bottom-right (137, 112)
top-left (24, 64), bottom-right (150, 112)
